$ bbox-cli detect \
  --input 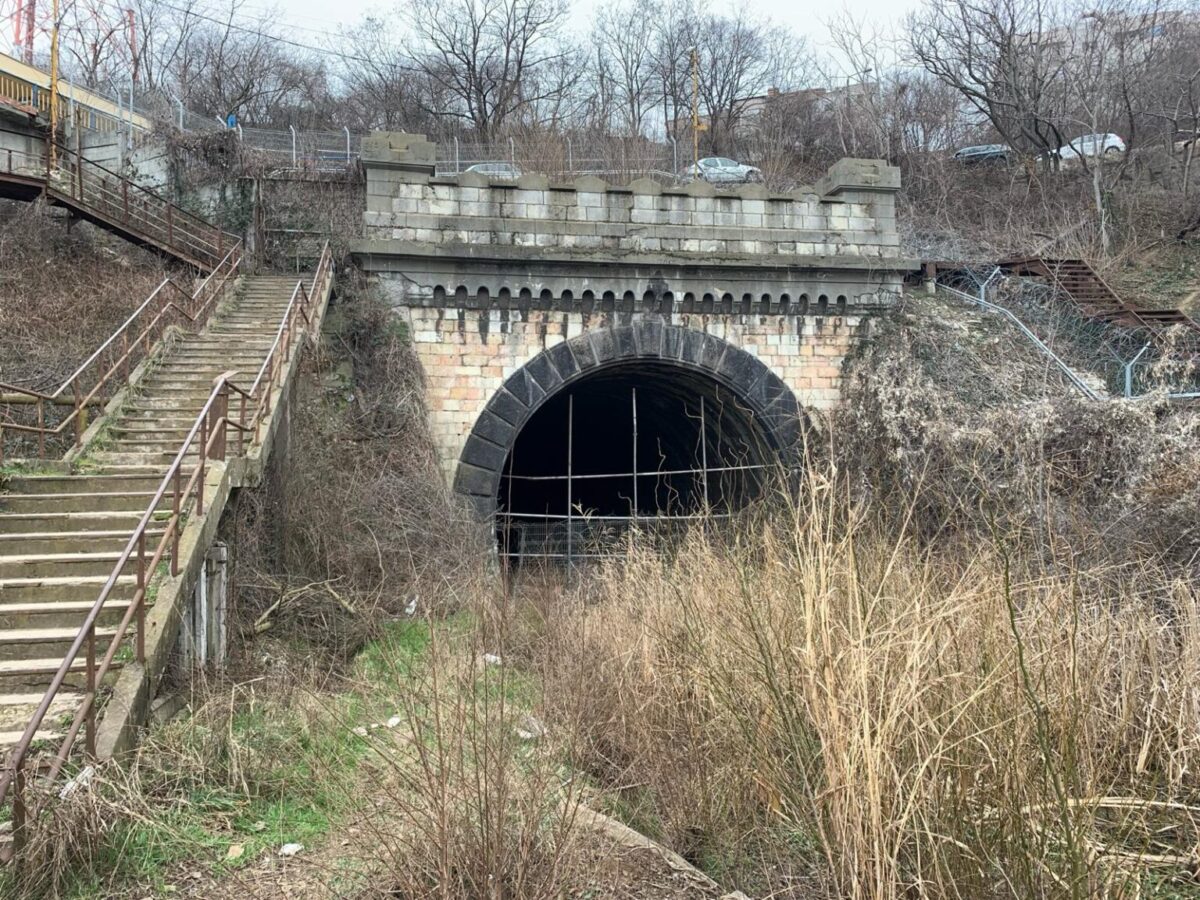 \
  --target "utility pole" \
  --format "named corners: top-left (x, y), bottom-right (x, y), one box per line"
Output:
top-left (48, 0), bottom-right (59, 170)
top-left (689, 46), bottom-right (706, 172)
